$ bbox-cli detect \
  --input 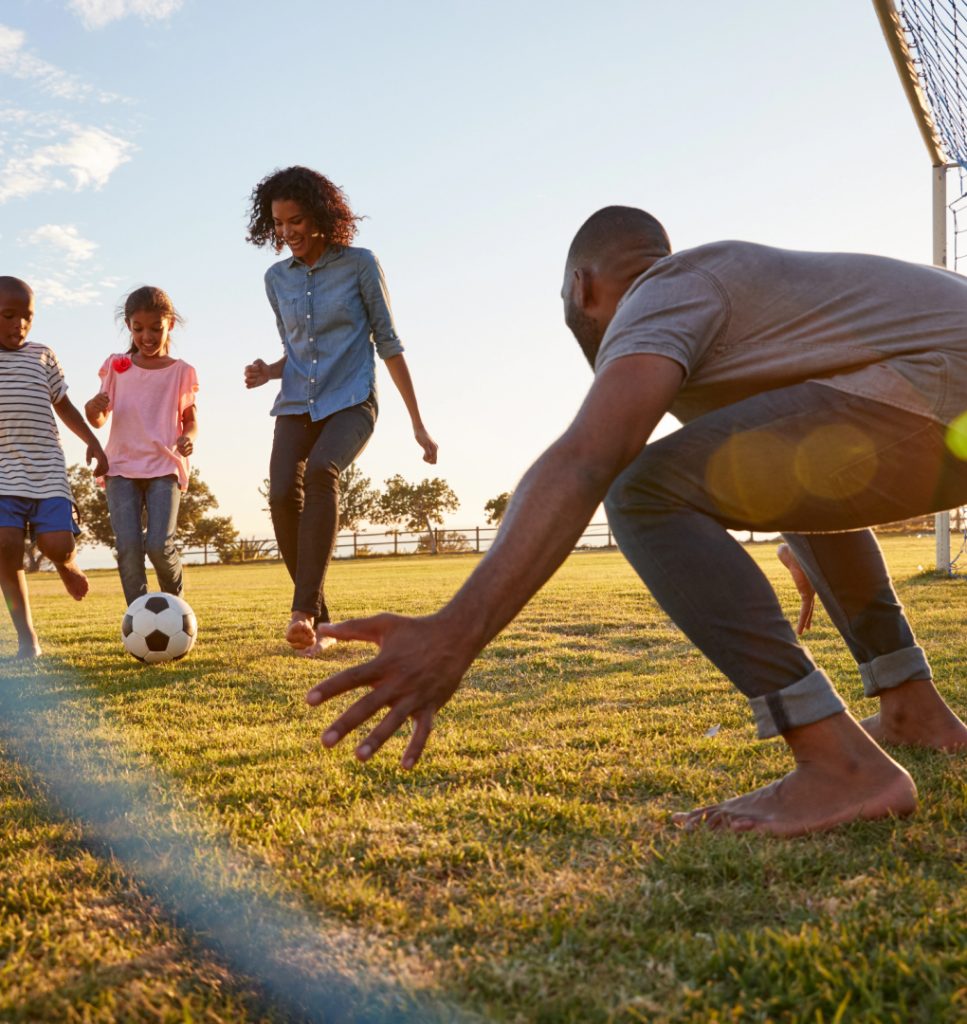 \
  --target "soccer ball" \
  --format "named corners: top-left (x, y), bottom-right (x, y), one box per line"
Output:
top-left (121, 592), bottom-right (197, 663)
